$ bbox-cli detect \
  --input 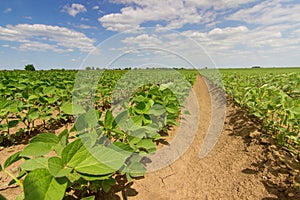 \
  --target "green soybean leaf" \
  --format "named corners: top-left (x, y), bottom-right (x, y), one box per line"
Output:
top-left (21, 157), bottom-right (49, 171)
top-left (4, 151), bottom-right (21, 169)
top-left (24, 169), bottom-right (67, 200)
top-left (62, 139), bottom-right (126, 175)
top-left (30, 133), bottom-right (59, 145)
top-left (20, 142), bottom-right (52, 157)
top-left (27, 108), bottom-right (39, 121)
top-left (75, 114), bottom-right (87, 132)
top-left (78, 172), bottom-right (113, 181)
top-left (85, 108), bottom-right (98, 129)
top-left (104, 110), bottom-right (115, 129)
top-left (134, 102), bottom-right (147, 114)
top-left (114, 110), bottom-right (129, 128)
top-left (131, 115), bottom-right (143, 126)
top-left (149, 104), bottom-right (165, 116)
top-left (58, 129), bottom-right (69, 146)
top-left (136, 139), bottom-right (156, 153)
top-left (166, 104), bottom-right (179, 114)
top-left (61, 103), bottom-right (85, 115)
top-left (127, 161), bottom-right (146, 178)
top-left (48, 157), bottom-right (72, 178)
